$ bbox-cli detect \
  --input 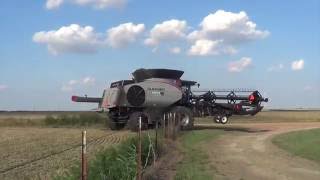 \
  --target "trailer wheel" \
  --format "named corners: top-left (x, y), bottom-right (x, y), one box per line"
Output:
top-left (220, 116), bottom-right (228, 124)
top-left (170, 106), bottom-right (194, 130)
top-left (127, 112), bottom-right (147, 132)
top-left (214, 115), bottom-right (221, 123)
